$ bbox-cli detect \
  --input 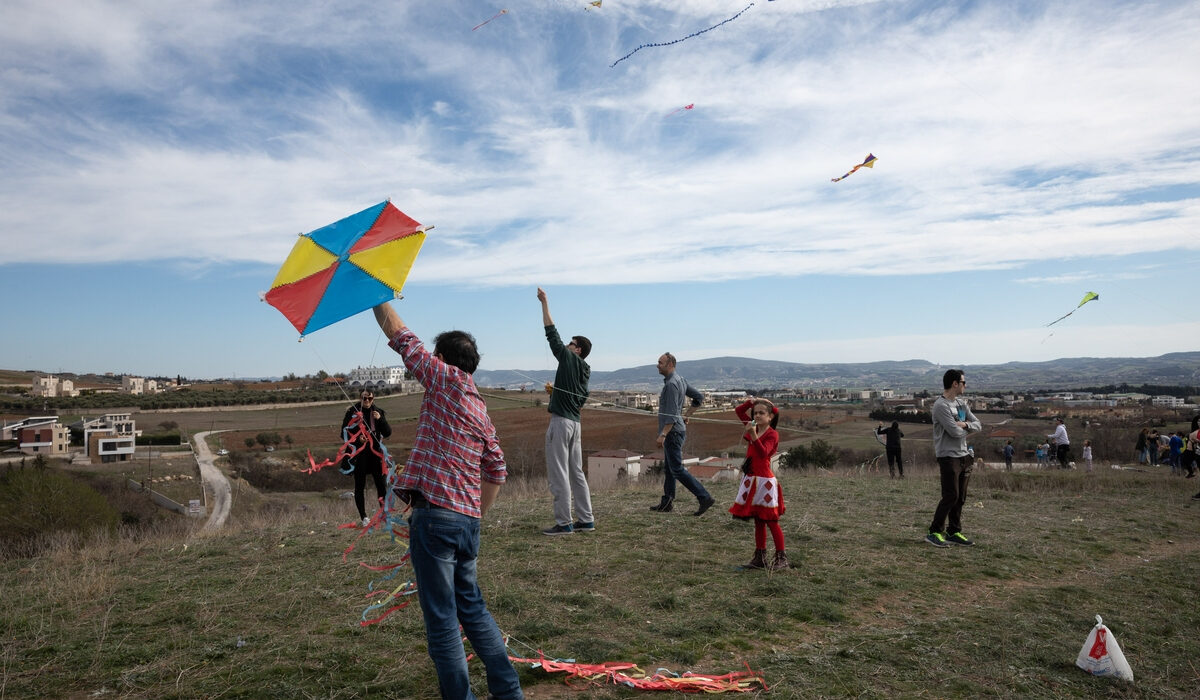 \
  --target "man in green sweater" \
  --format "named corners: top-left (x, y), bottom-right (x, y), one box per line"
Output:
top-left (537, 287), bottom-right (595, 535)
